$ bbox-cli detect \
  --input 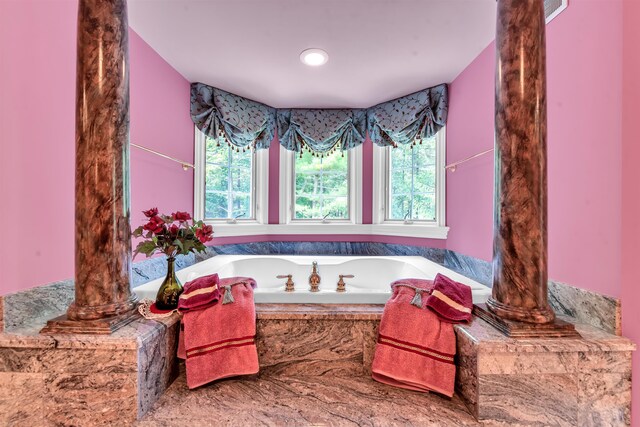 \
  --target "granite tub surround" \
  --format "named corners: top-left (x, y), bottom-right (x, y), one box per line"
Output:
top-left (454, 317), bottom-right (635, 426)
top-left (0, 315), bottom-right (180, 425)
top-left (3, 280), bottom-right (75, 333)
top-left (443, 250), bottom-right (492, 287)
top-left (255, 304), bottom-right (382, 378)
top-left (42, 0), bottom-right (138, 334)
